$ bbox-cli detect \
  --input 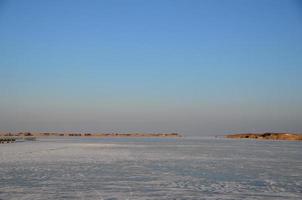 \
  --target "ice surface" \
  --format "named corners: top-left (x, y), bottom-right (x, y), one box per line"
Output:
top-left (0, 137), bottom-right (301, 199)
